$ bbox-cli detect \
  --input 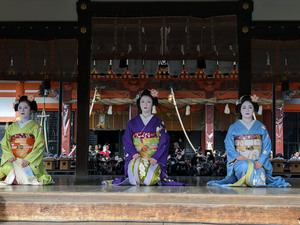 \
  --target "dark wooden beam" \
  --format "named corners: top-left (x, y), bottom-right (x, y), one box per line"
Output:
top-left (0, 22), bottom-right (77, 40)
top-left (76, 0), bottom-right (91, 175)
top-left (237, 0), bottom-right (253, 97)
top-left (90, 1), bottom-right (240, 18)
top-left (252, 21), bottom-right (300, 40)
